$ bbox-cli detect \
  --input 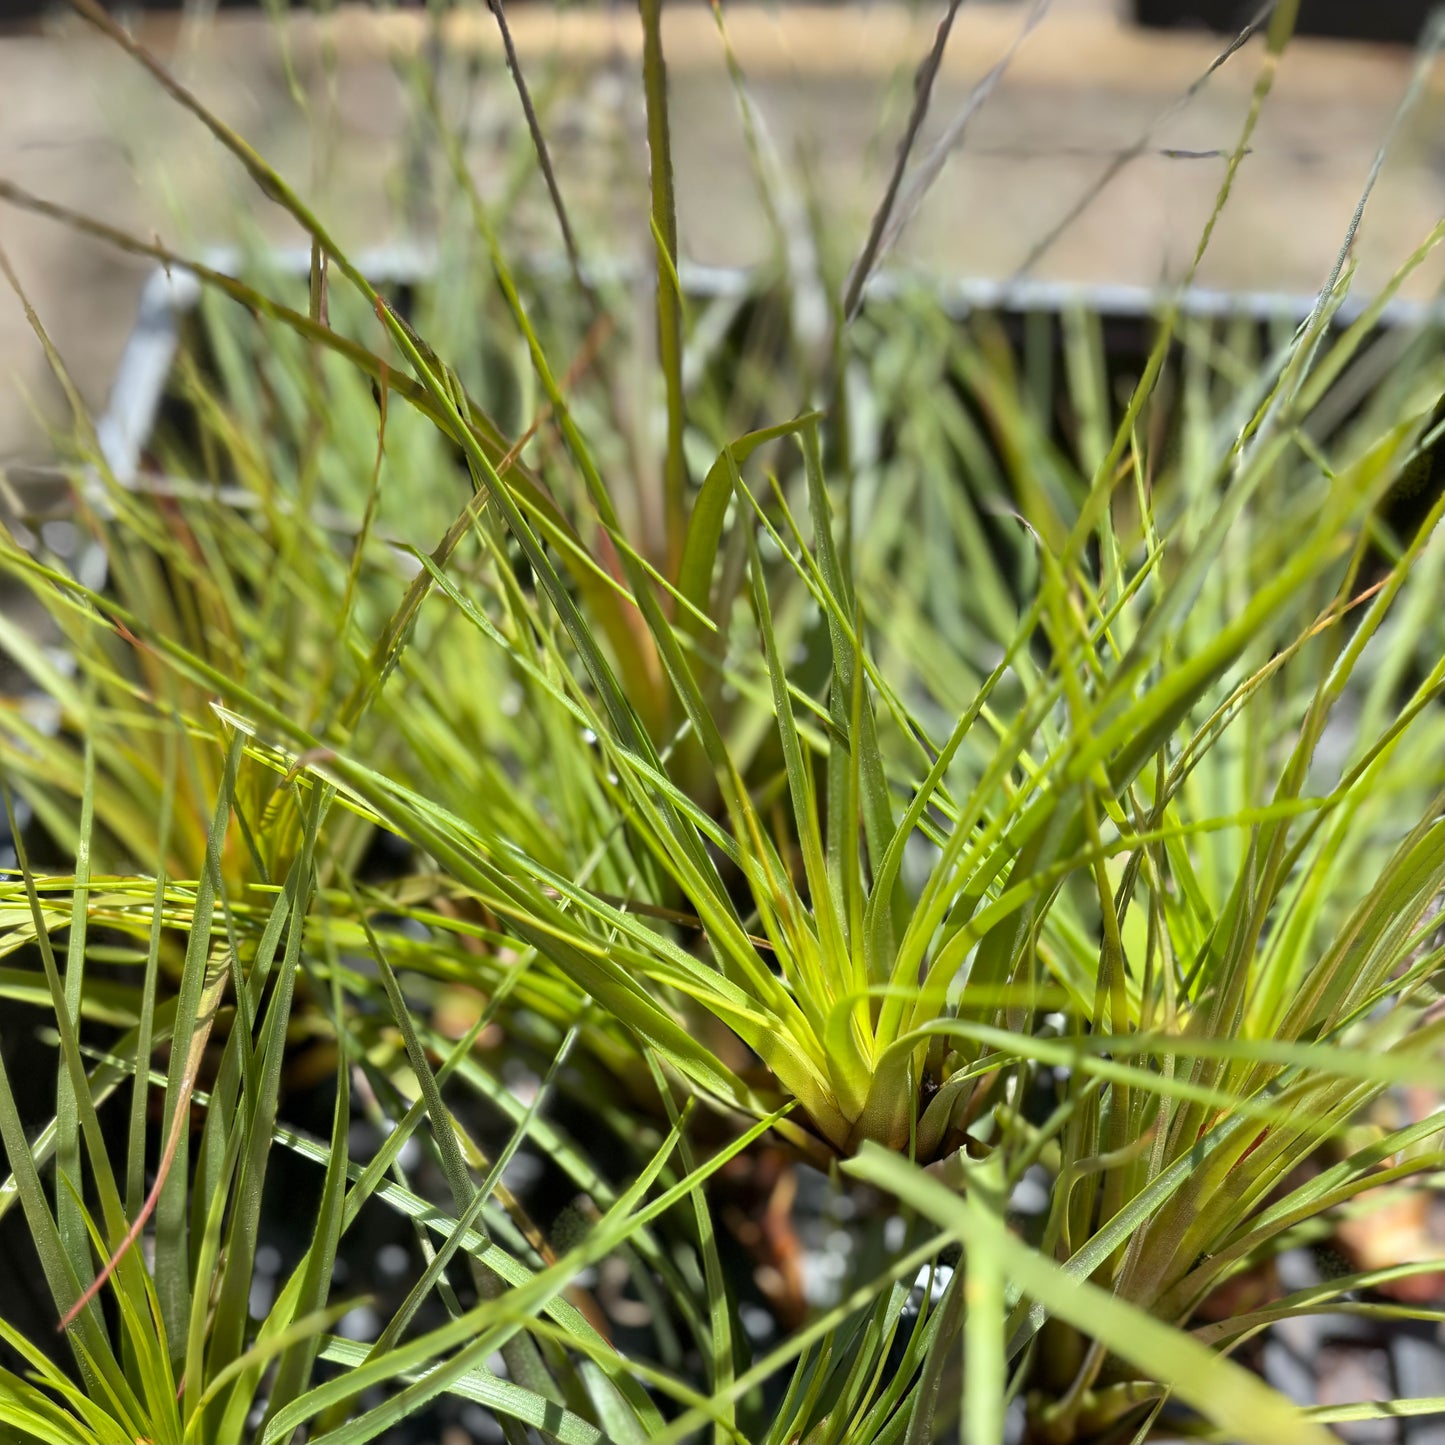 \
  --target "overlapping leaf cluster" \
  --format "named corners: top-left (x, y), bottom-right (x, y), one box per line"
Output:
top-left (0, 1), bottom-right (1441, 1442)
